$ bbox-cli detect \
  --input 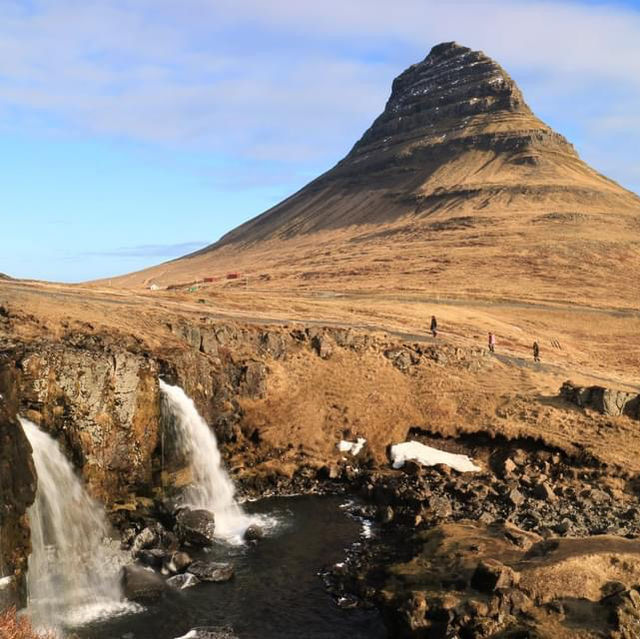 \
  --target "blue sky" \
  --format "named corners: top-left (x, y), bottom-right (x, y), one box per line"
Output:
top-left (2, 0), bottom-right (640, 282)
